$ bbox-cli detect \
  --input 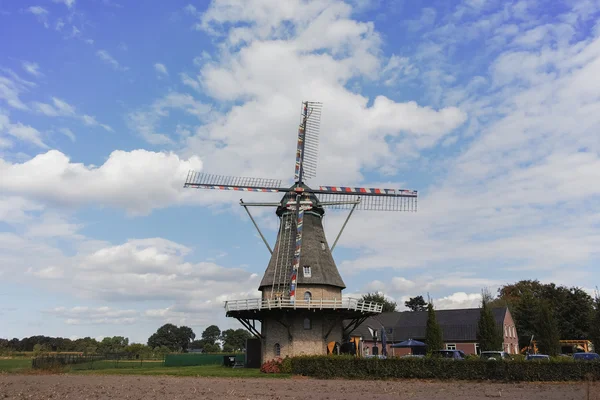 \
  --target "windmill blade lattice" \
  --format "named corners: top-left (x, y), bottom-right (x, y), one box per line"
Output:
top-left (317, 193), bottom-right (417, 211)
top-left (184, 171), bottom-right (284, 192)
top-left (294, 102), bottom-right (322, 181)
top-left (315, 185), bottom-right (417, 211)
